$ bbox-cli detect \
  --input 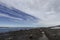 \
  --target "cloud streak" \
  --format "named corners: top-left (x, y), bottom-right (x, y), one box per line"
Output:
top-left (0, 0), bottom-right (60, 27)
top-left (0, 3), bottom-right (38, 21)
top-left (0, 3), bottom-right (39, 27)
